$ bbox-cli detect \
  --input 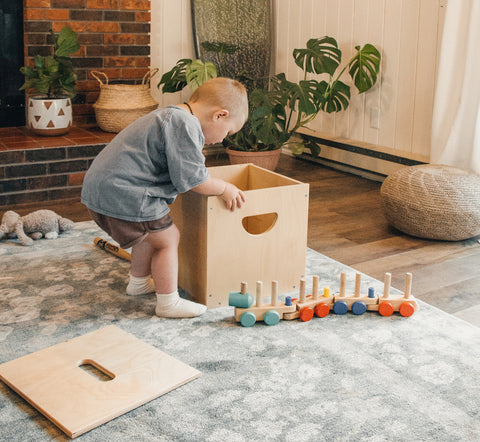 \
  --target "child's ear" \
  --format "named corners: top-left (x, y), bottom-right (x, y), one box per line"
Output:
top-left (213, 109), bottom-right (229, 120)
